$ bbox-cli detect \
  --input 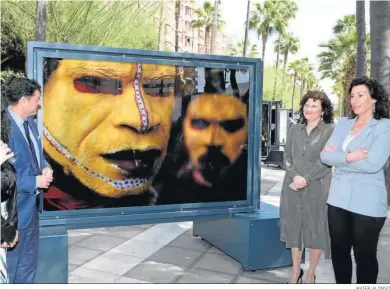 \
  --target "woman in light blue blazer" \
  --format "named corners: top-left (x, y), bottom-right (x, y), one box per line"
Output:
top-left (320, 77), bottom-right (390, 284)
